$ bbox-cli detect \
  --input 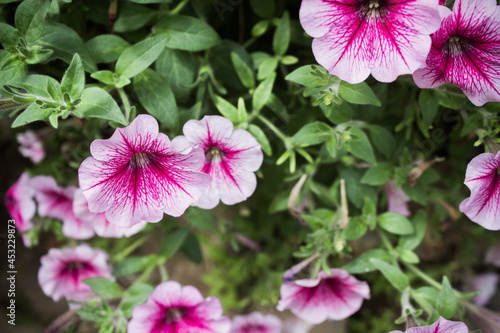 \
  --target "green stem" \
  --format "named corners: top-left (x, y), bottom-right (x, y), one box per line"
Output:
top-left (135, 263), bottom-right (156, 284)
top-left (117, 87), bottom-right (131, 123)
top-left (256, 114), bottom-right (291, 148)
top-left (169, 0), bottom-right (190, 15)
top-left (377, 229), bottom-right (398, 266)
top-left (158, 263), bottom-right (168, 282)
top-left (112, 235), bottom-right (148, 263)
top-left (243, 36), bottom-right (258, 49)
top-left (404, 263), bottom-right (442, 290)
top-left (409, 289), bottom-right (432, 315)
